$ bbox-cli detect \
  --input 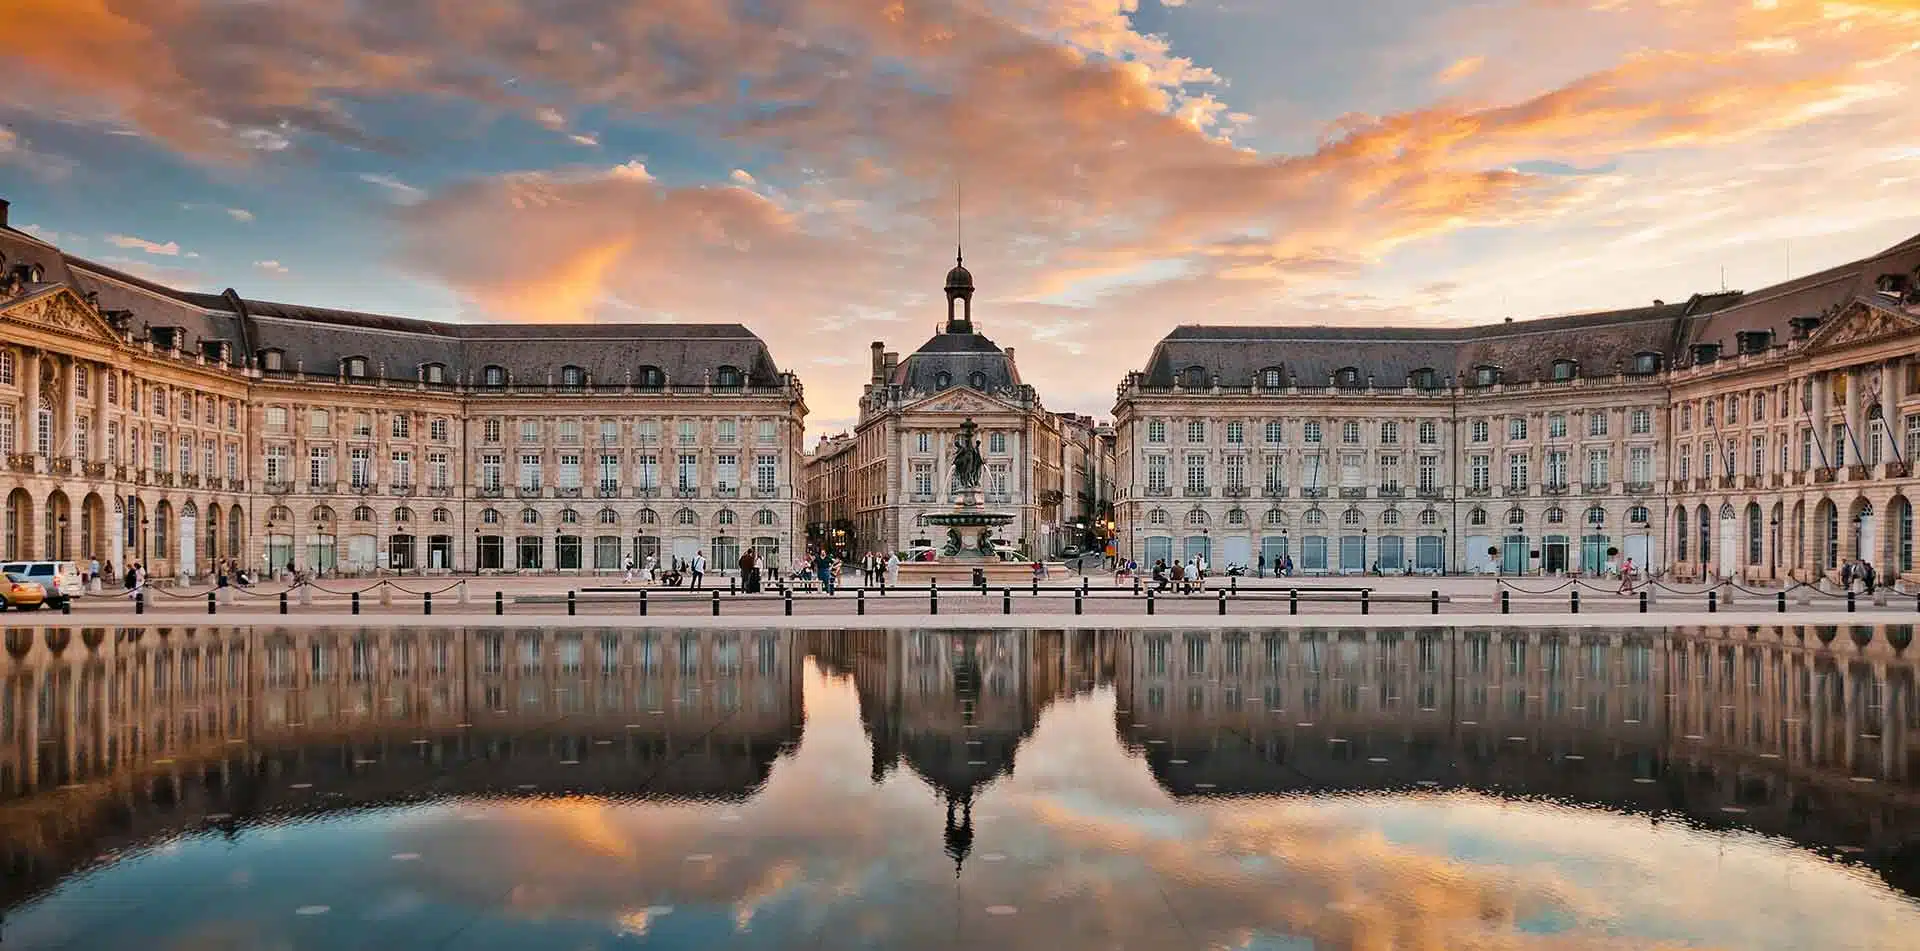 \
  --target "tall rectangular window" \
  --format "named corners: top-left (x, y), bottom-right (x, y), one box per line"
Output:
top-left (430, 451), bottom-right (450, 489)
top-left (1378, 454), bottom-right (1400, 491)
top-left (677, 452), bottom-right (698, 490)
top-left (391, 450), bottom-right (413, 486)
top-left (1751, 435), bottom-right (1765, 476)
top-left (1417, 455), bottom-right (1437, 492)
top-left (1630, 409), bottom-right (1650, 435)
top-left (226, 444), bottom-right (239, 480)
top-left (1226, 421), bottom-right (1244, 445)
top-left (1225, 454), bottom-right (1245, 488)
top-left (391, 413), bottom-right (411, 439)
top-left (481, 453), bottom-right (503, 490)
top-left (635, 453), bottom-right (659, 490)
top-left (74, 415), bottom-right (88, 459)
top-left (266, 445), bottom-right (287, 483)
top-left (1469, 454), bottom-right (1489, 491)
top-left (1418, 420), bottom-right (1437, 445)
top-left (1545, 450), bottom-right (1567, 487)
top-left (1147, 455), bottom-right (1168, 491)
top-left (1187, 421), bottom-right (1205, 443)
top-left (756, 453), bottom-right (777, 492)
top-left (1264, 420), bottom-right (1283, 444)
top-left (1588, 412), bottom-right (1608, 437)
top-left (520, 453), bottom-right (542, 490)
top-left (1304, 421), bottom-right (1322, 443)
top-left (1548, 414), bottom-right (1566, 439)
top-left (913, 462), bottom-right (933, 496)
top-left (599, 420), bottom-right (620, 445)
top-left (1507, 452), bottom-right (1528, 489)
top-left (557, 419), bottom-right (581, 445)
top-left (599, 453), bottom-right (619, 489)
top-left (989, 463), bottom-right (1009, 496)
top-left (715, 453), bottom-right (739, 488)
top-left (558, 453), bottom-right (581, 489)
top-left (1831, 423), bottom-right (1846, 467)
top-left (521, 420), bottom-right (540, 443)
top-left (1186, 454), bottom-right (1207, 491)
top-left (309, 446), bottom-right (334, 486)
top-left (1586, 448), bottom-right (1610, 486)
top-left (1508, 417), bottom-right (1527, 441)
top-left (717, 419), bottom-right (737, 444)
top-left (678, 420), bottom-right (697, 446)
top-left (350, 447), bottom-right (372, 487)
top-left (758, 420), bottom-right (777, 444)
